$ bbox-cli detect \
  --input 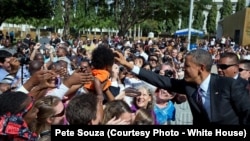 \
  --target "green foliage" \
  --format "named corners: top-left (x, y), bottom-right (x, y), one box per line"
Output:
top-left (1, 0), bottom-right (220, 38)
top-left (206, 3), bottom-right (217, 34)
top-left (96, 0), bottom-right (168, 36)
top-left (141, 19), bottom-right (159, 35)
top-left (181, 16), bottom-right (188, 29)
top-left (193, 6), bottom-right (205, 30)
top-left (0, 0), bottom-right (52, 25)
top-left (236, 0), bottom-right (246, 12)
top-left (220, 0), bottom-right (233, 19)
top-left (165, 18), bottom-right (179, 35)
